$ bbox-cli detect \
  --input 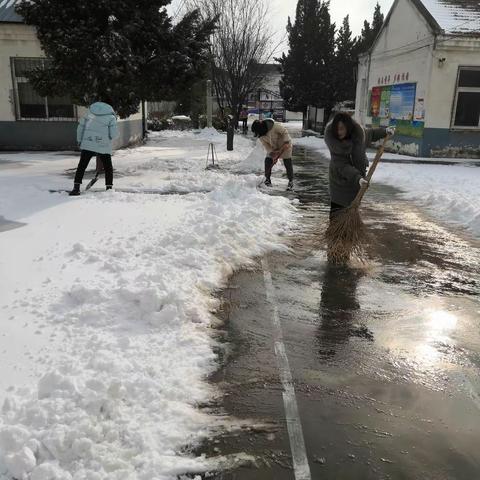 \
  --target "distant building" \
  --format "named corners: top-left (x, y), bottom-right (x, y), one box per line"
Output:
top-left (0, 0), bottom-right (142, 151)
top-left (246, 64), bottom-right (286, 121)
top-left (355, 0), bottom-right (480, 158)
